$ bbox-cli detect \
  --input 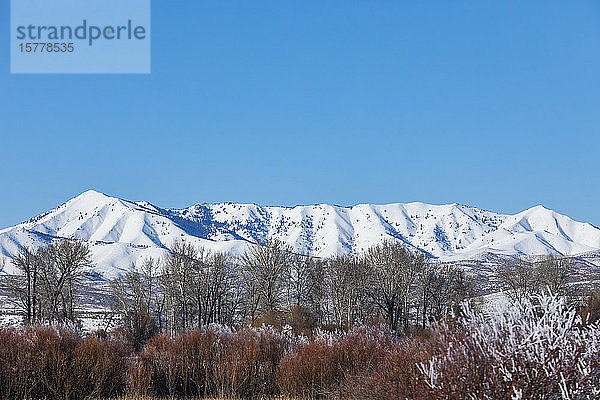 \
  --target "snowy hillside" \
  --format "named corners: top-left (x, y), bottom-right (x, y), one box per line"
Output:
top-left (1, 190), bottom-right (599, 277)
